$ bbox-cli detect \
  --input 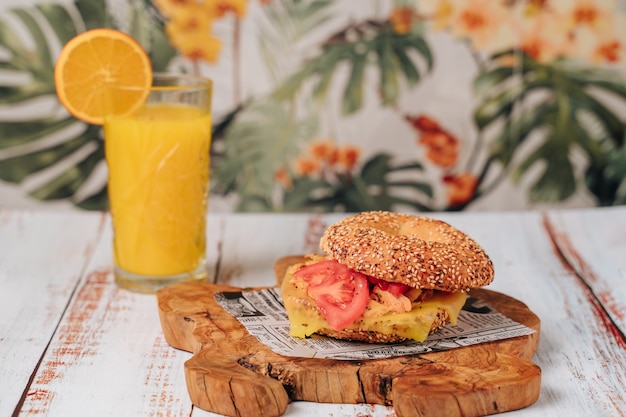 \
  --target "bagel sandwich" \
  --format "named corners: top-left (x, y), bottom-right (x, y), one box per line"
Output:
top-left (281, 211), bottom-right (495, 343)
